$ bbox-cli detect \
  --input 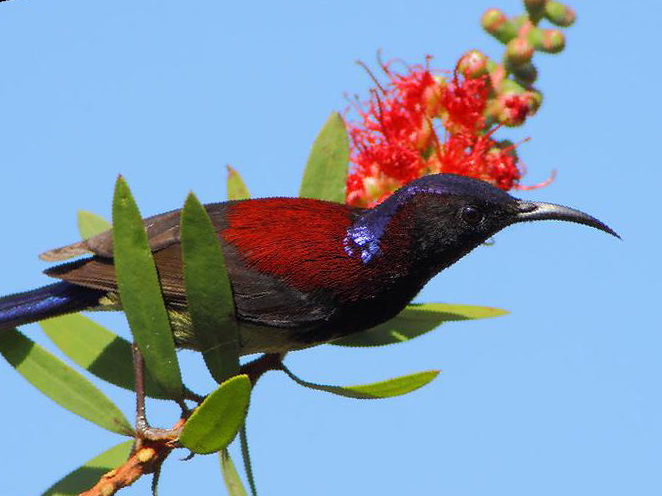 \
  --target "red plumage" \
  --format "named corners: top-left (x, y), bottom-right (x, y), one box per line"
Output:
top-left (222, 198), bottom-right (414, 302)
